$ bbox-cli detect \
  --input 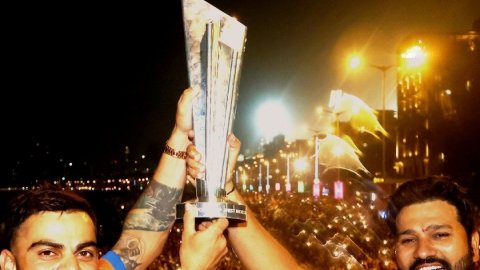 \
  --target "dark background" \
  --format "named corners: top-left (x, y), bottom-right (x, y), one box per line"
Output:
top-left (2, 1), bottom-right (479, 182)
